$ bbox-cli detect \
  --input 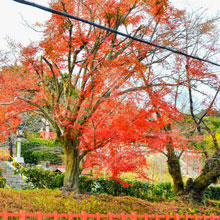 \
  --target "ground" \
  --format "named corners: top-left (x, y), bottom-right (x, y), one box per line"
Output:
top-left (0, 189), bottom-right (219, 215)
